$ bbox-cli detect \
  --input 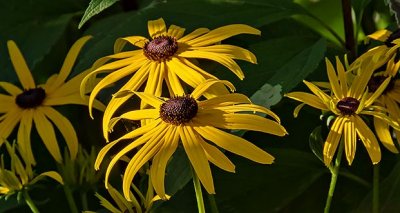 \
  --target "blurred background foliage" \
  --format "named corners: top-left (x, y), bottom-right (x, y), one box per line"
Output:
top-left (0, 0), bottom-right (399, 212)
